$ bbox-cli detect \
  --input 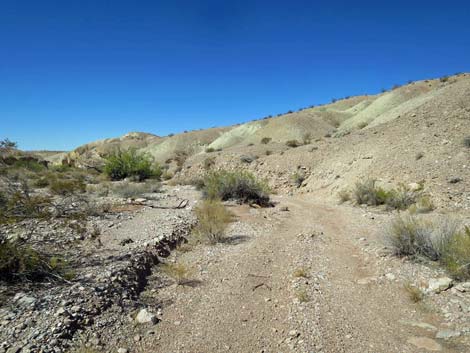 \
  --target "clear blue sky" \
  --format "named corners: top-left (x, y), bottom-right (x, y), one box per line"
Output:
top-left (1, 0), bottom-right (469, 151)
